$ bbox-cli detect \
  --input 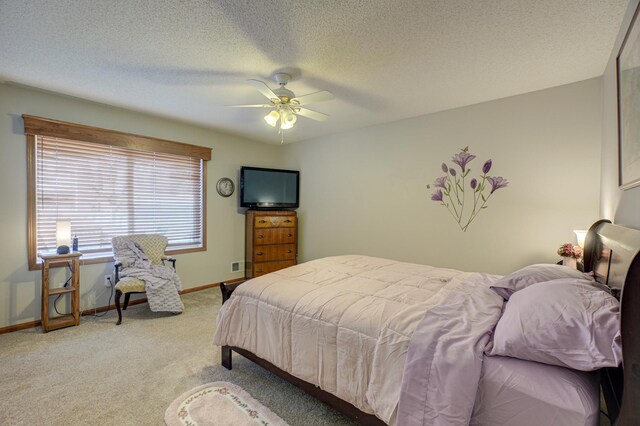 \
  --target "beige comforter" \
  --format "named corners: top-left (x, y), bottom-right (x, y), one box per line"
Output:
top-left (212, 255), bottom-right (497, 424)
